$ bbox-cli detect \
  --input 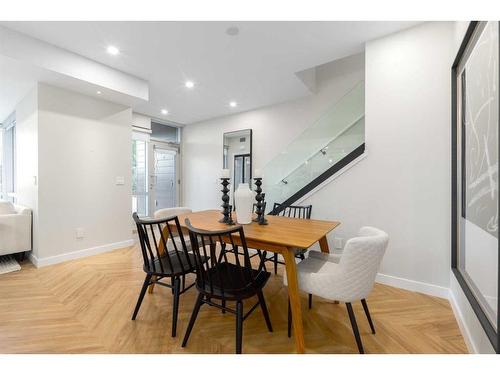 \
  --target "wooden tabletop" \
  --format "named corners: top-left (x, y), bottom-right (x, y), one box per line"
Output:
top-left (177, 209), bottom-right (340, 249)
